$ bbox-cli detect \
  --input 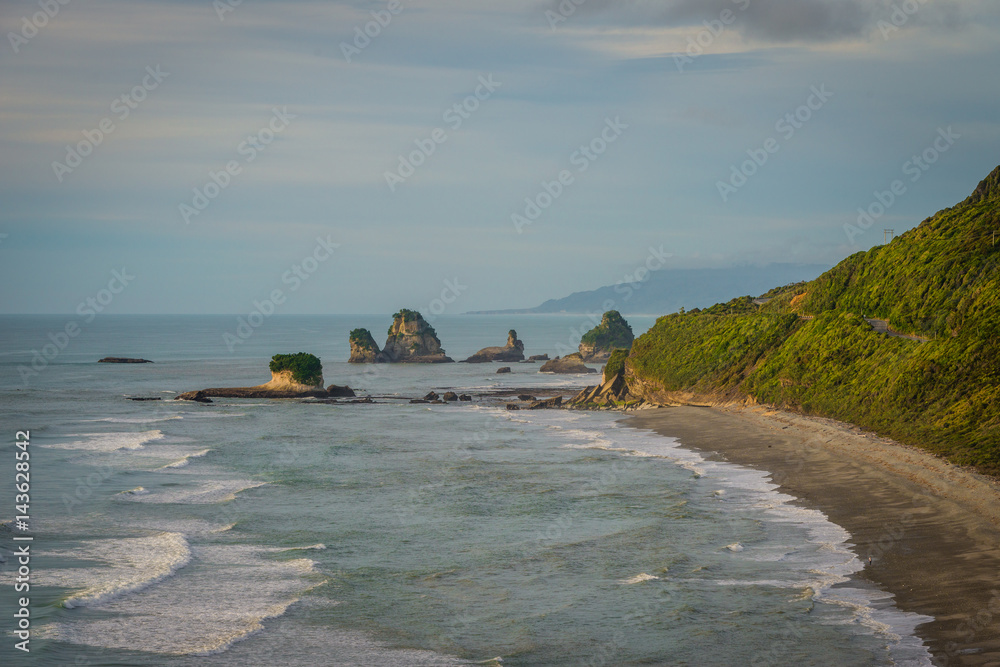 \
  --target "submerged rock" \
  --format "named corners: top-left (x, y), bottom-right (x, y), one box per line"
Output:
top-left (326, 385), bottom-right (356, 398)
top-left (496, 367), bottom-right (512, 374)
top-left (442, 391), bottom-right (459, 402)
